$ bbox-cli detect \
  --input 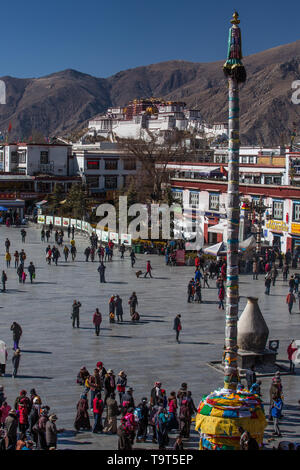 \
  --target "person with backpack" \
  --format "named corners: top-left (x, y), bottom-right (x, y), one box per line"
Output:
top-left (135, 398), bottom-right (149, 443)
top-left (121, 408), bottom-right (137, 445)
